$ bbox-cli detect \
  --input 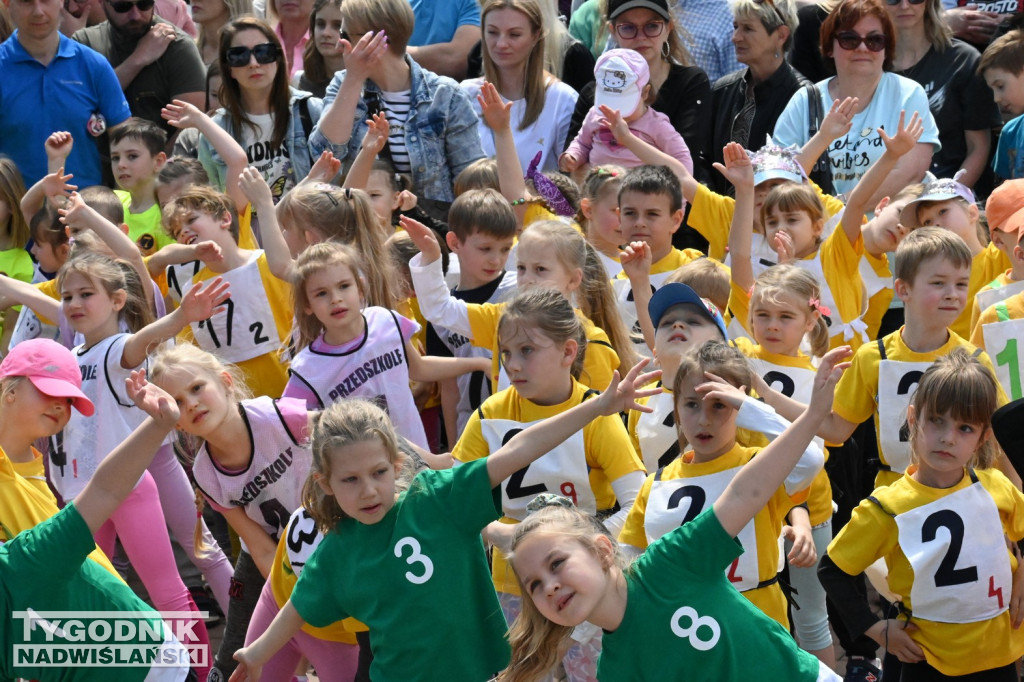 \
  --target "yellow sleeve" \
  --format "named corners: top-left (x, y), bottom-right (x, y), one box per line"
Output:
top-left (826, 494), bottom-right (898, 577)
top-left (238, 204), bottom-right (258, 250)
top-left (728, 279), bottom-right (752, 337)
top-left (33, 279), bottom-right (60, 325)
top-left (452, 406), bottom-right (490, 463)
top-left (618, 473), bottom-right (654, 550)
top-left (584, 412), bottom-right (644, 482)
top-left (816, 183), bottom-right (847, 221)
top-left (467, 302), bottom-right (502, 351)
top-left (581, 331), bottom-right (618, 391)
top-left (832, 340), bottom-right (881, 425)
top-left (626, 397), bottom-right (647, 457)
top-left (257, 252), bottom-right (295, 346)
top-left (819, 226), bottom-right (865, 346)
top-left (971, 306), bottom-right (997, 350)
top-left (990, 471), bottom-right (1024, 543)
top-left (686, 184), bottom-right (734, 262)
top-left (974, 348), bottom-right (1011, 406)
